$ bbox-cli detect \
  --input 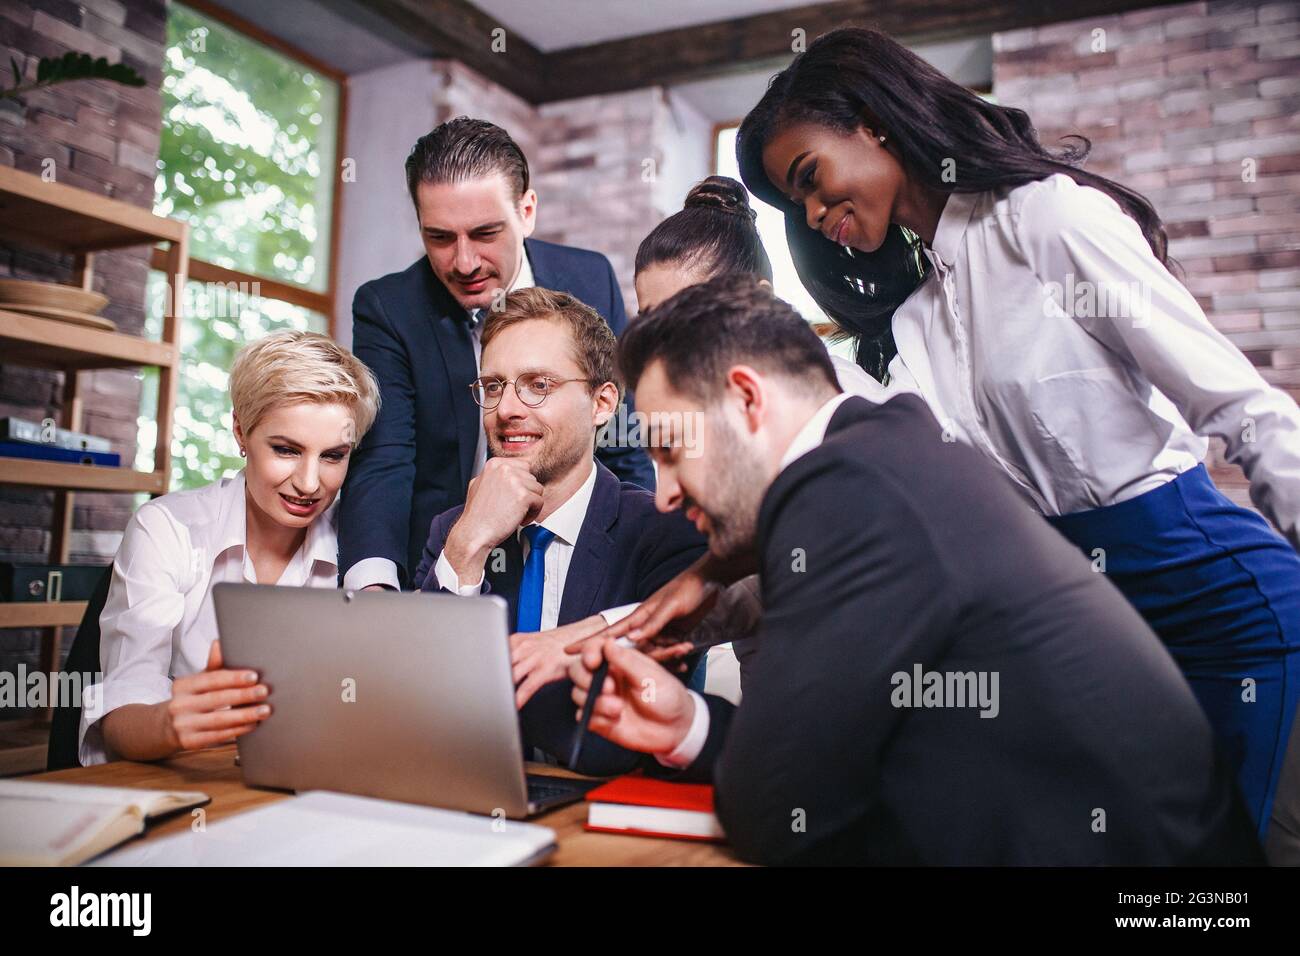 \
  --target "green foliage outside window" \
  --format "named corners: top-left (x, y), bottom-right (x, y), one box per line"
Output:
top-left (140, 3), bottom-right (337, 490)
